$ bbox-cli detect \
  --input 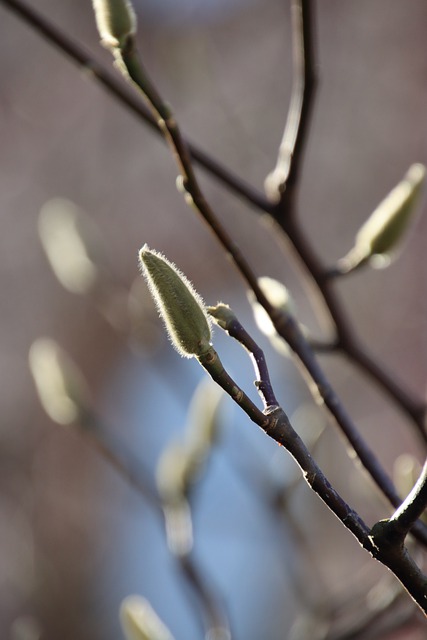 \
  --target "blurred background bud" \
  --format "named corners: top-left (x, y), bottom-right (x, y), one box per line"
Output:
top-left (38, 198), bottom-right (100, 295)
top-left (120, 595), bottom-right (175, 640)
top-left (28, 338), bottom-right (90, 425)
